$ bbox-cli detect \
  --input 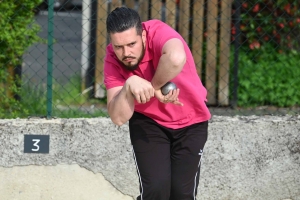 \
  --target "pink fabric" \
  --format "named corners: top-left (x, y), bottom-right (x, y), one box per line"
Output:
top-left (104, 20), bottom-right (211, 129)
